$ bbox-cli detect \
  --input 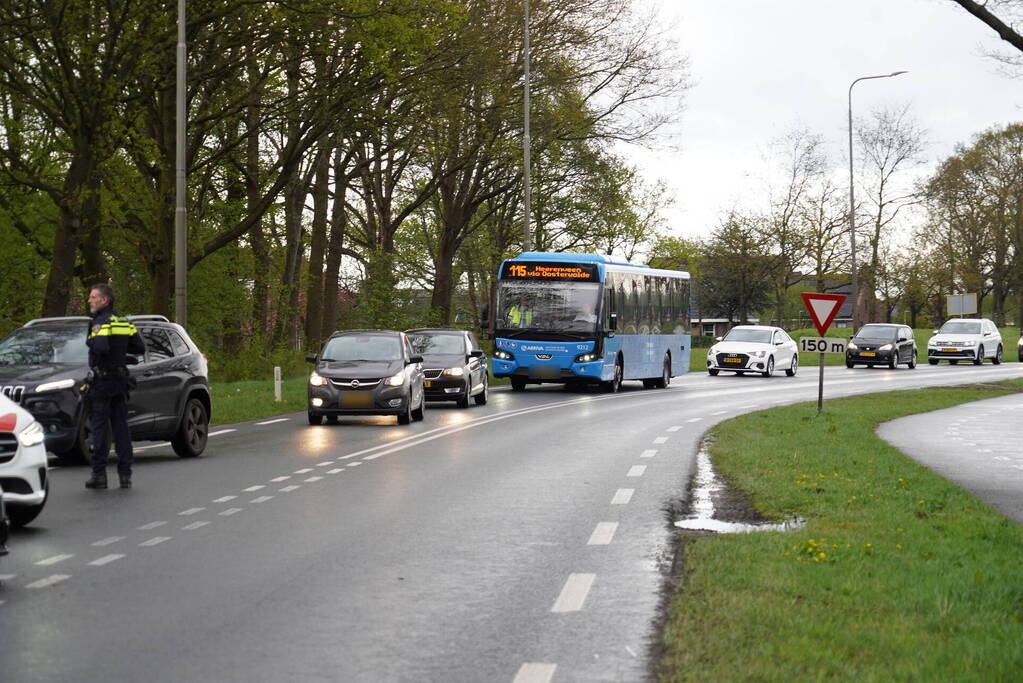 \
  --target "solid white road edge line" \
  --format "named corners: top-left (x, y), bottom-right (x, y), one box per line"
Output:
top-left (256, 418), bottom-right (290, 425)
